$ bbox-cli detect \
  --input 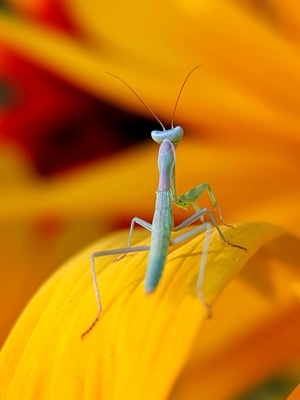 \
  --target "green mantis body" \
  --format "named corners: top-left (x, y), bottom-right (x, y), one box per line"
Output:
top-left (81, 70), bottom-right (246, 338)
top-left (145, 139), bottom-right (176, 291)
